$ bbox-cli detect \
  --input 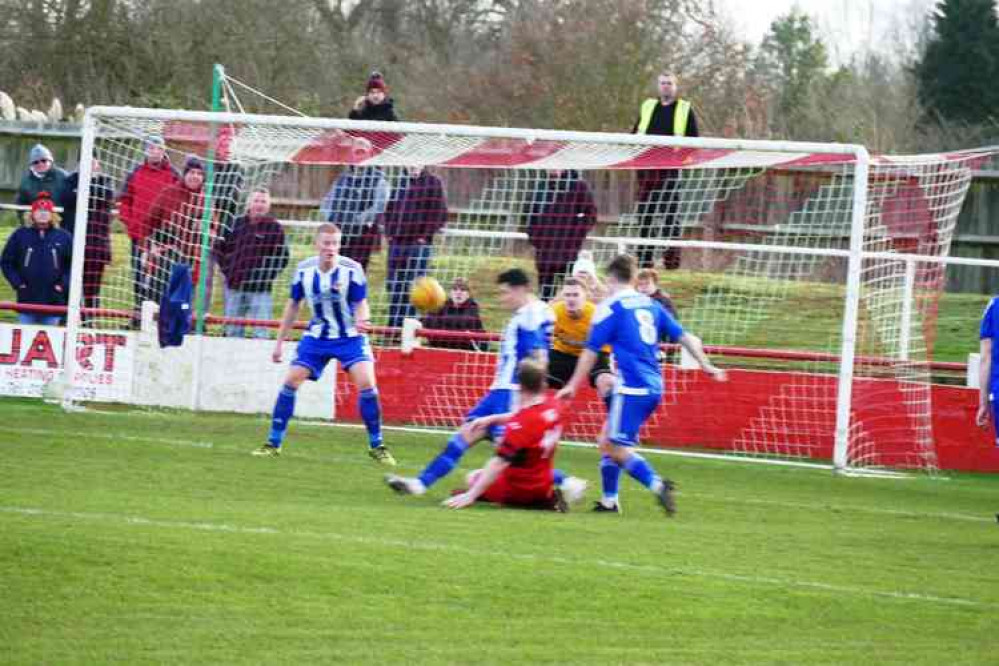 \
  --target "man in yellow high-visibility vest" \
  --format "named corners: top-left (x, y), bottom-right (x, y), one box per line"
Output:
top-left (630, 71), bottom-right (699, 270)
